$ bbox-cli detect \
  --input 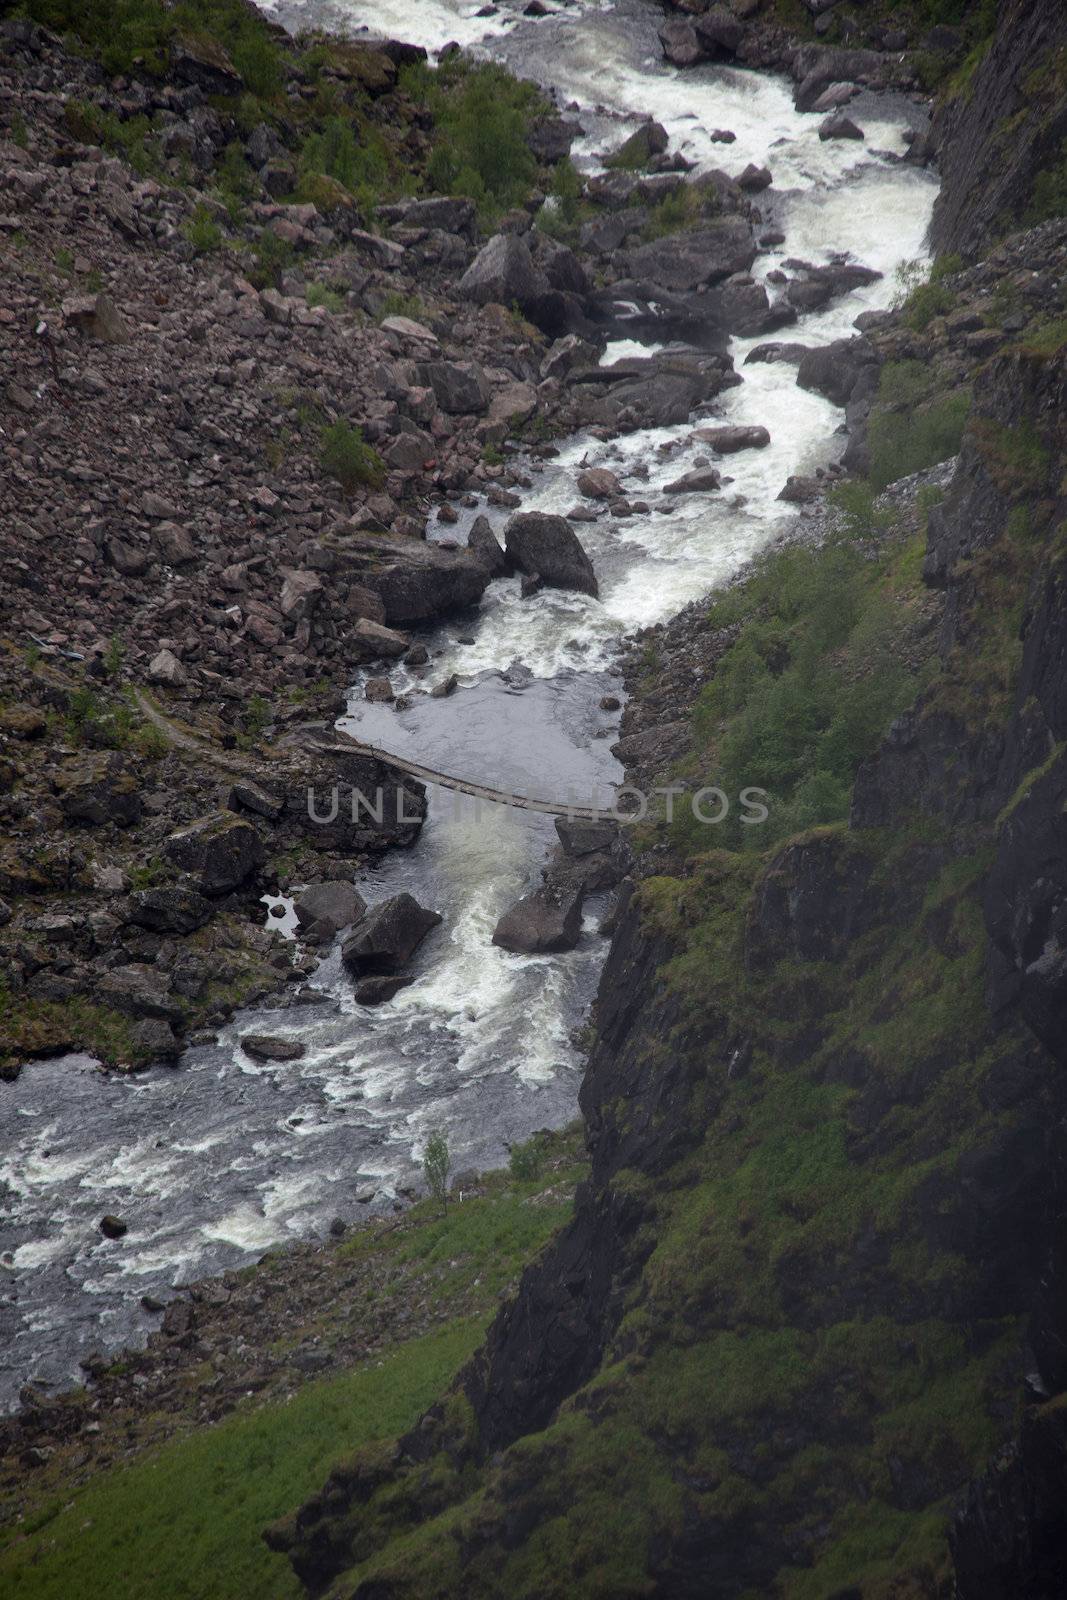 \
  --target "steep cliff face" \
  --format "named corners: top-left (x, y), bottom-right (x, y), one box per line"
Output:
top-left (929, 0), bottom-right (1067, 257)
top-left (269, 341), bottom-right (1067, 1597)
